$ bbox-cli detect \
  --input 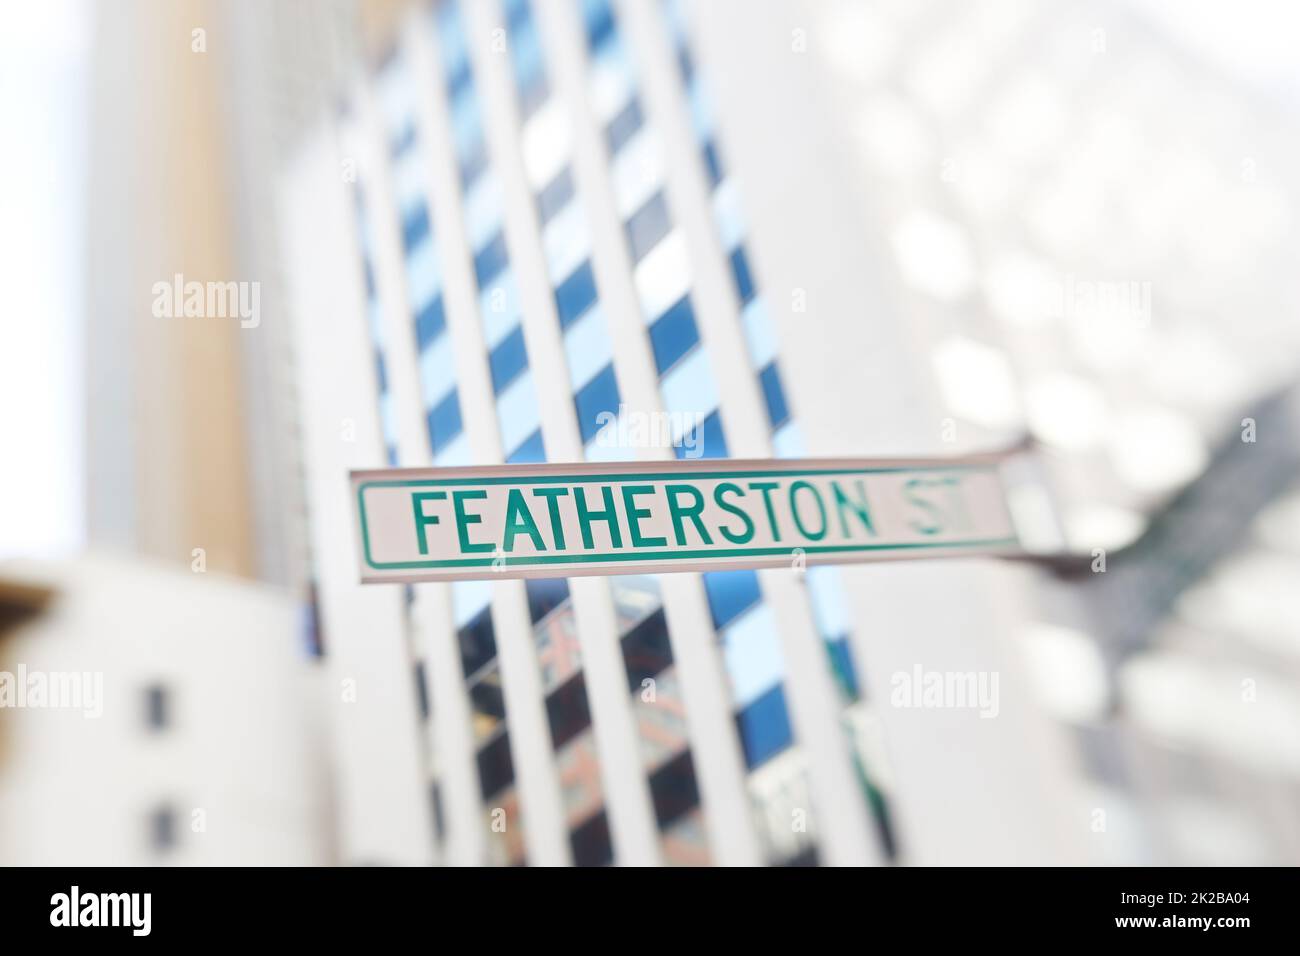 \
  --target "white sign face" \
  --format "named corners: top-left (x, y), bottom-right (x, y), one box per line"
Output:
top-left (351, 455), bottom-right (1020, 583)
